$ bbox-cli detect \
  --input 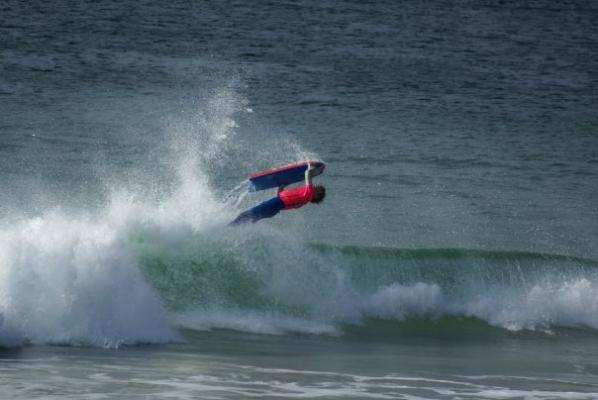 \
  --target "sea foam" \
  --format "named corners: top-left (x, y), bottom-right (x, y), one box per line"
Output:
top-left (0, 210), bottom-right (177, 347)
